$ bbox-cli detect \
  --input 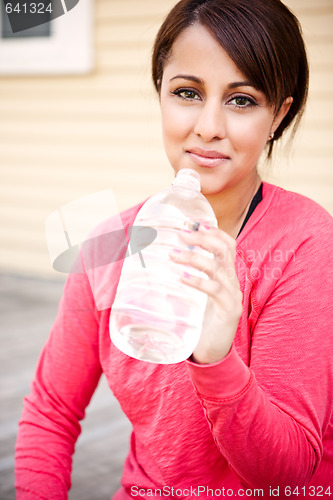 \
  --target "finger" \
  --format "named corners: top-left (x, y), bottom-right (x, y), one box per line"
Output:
top-left (176, 238), bottom-right (237, 283)
top-left (171, 233), bottom-right (238, 282)
top-left (181, 272), bottom-right (243, 313)
top-left (169, 247), bottom-right (215, 278)
top-left (181, 271), bottom-right (220, 296)
top-left (179, 226), bottom-right (237, 263)
top-left (182, 224), bottom-right (237, 247)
